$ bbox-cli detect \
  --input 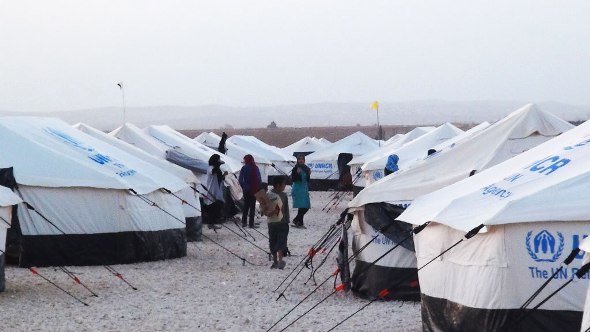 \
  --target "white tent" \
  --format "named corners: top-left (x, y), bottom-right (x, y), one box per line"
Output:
top-left (429, 121), bottom-right (490, 153)
top-left (195, 132), bottom-right (276, 181)
top-left (305, 131), bottom-right (380, 181)
top-left (194, 132), bottom-right (222, 150)
top-left (347, 104), bottom-right (574, 301)
top-left (317, 137), bottom-right (332, 145)
top-left (75, 123), bottom-right (201, 219)
top-left (0, 117), bottom-right (189, 267)
top-left (398, 117), bottom-right (590, 331)
top-left (349, 123), bottom-right (464, 186)
top-left (383, 126), bottom-right (435, 148)
top-left (282, 136), bottom-right (327, 157)
top-left (227, 135), bottom-right (296, 177)
top-left (350, 104), bottom-right (574, 208)
top-left (580, 237), bottom-right (590, 331)
top-left (147, 125), bottom-right (243, 173)
top-left (0, 186), bottom-right (22, 292)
